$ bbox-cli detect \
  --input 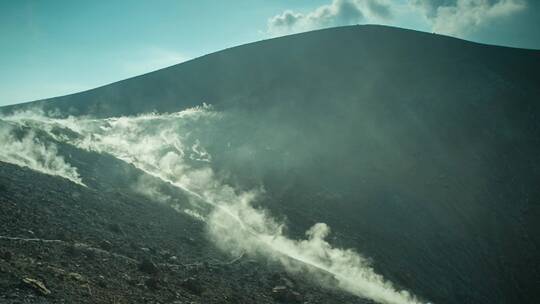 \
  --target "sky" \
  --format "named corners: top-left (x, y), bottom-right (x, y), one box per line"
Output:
top-left (1, 0), bottom-right (538, 106)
